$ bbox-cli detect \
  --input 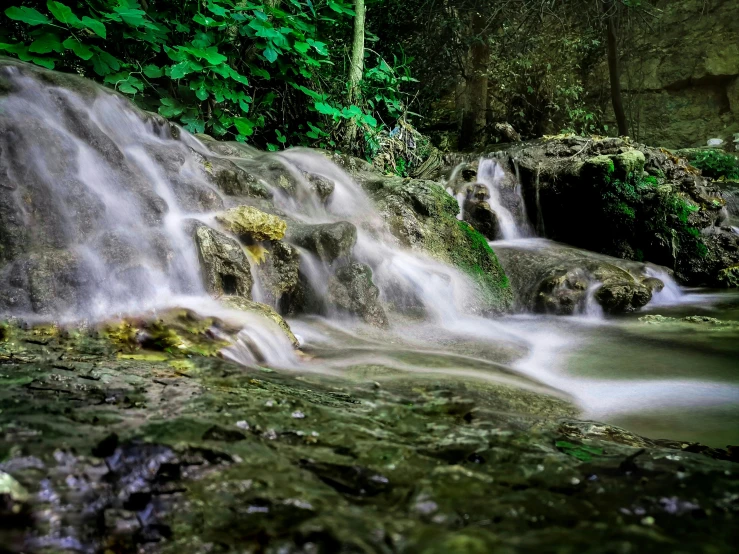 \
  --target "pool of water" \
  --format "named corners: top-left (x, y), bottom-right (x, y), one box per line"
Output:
top-left (292, 289), bottom-right (739, 448)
